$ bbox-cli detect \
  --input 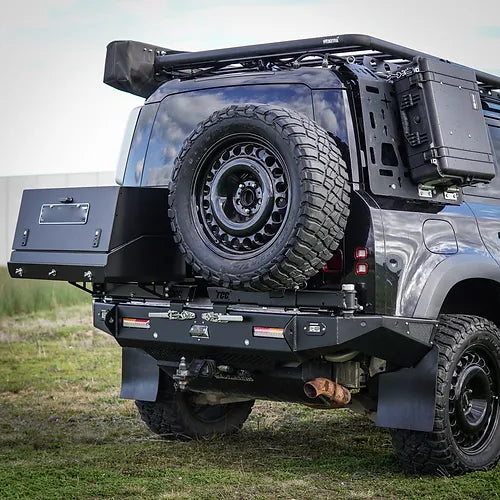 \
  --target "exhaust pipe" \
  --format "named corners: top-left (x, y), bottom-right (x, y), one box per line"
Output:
top-left (304, 377), bottom-right (351, 406)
